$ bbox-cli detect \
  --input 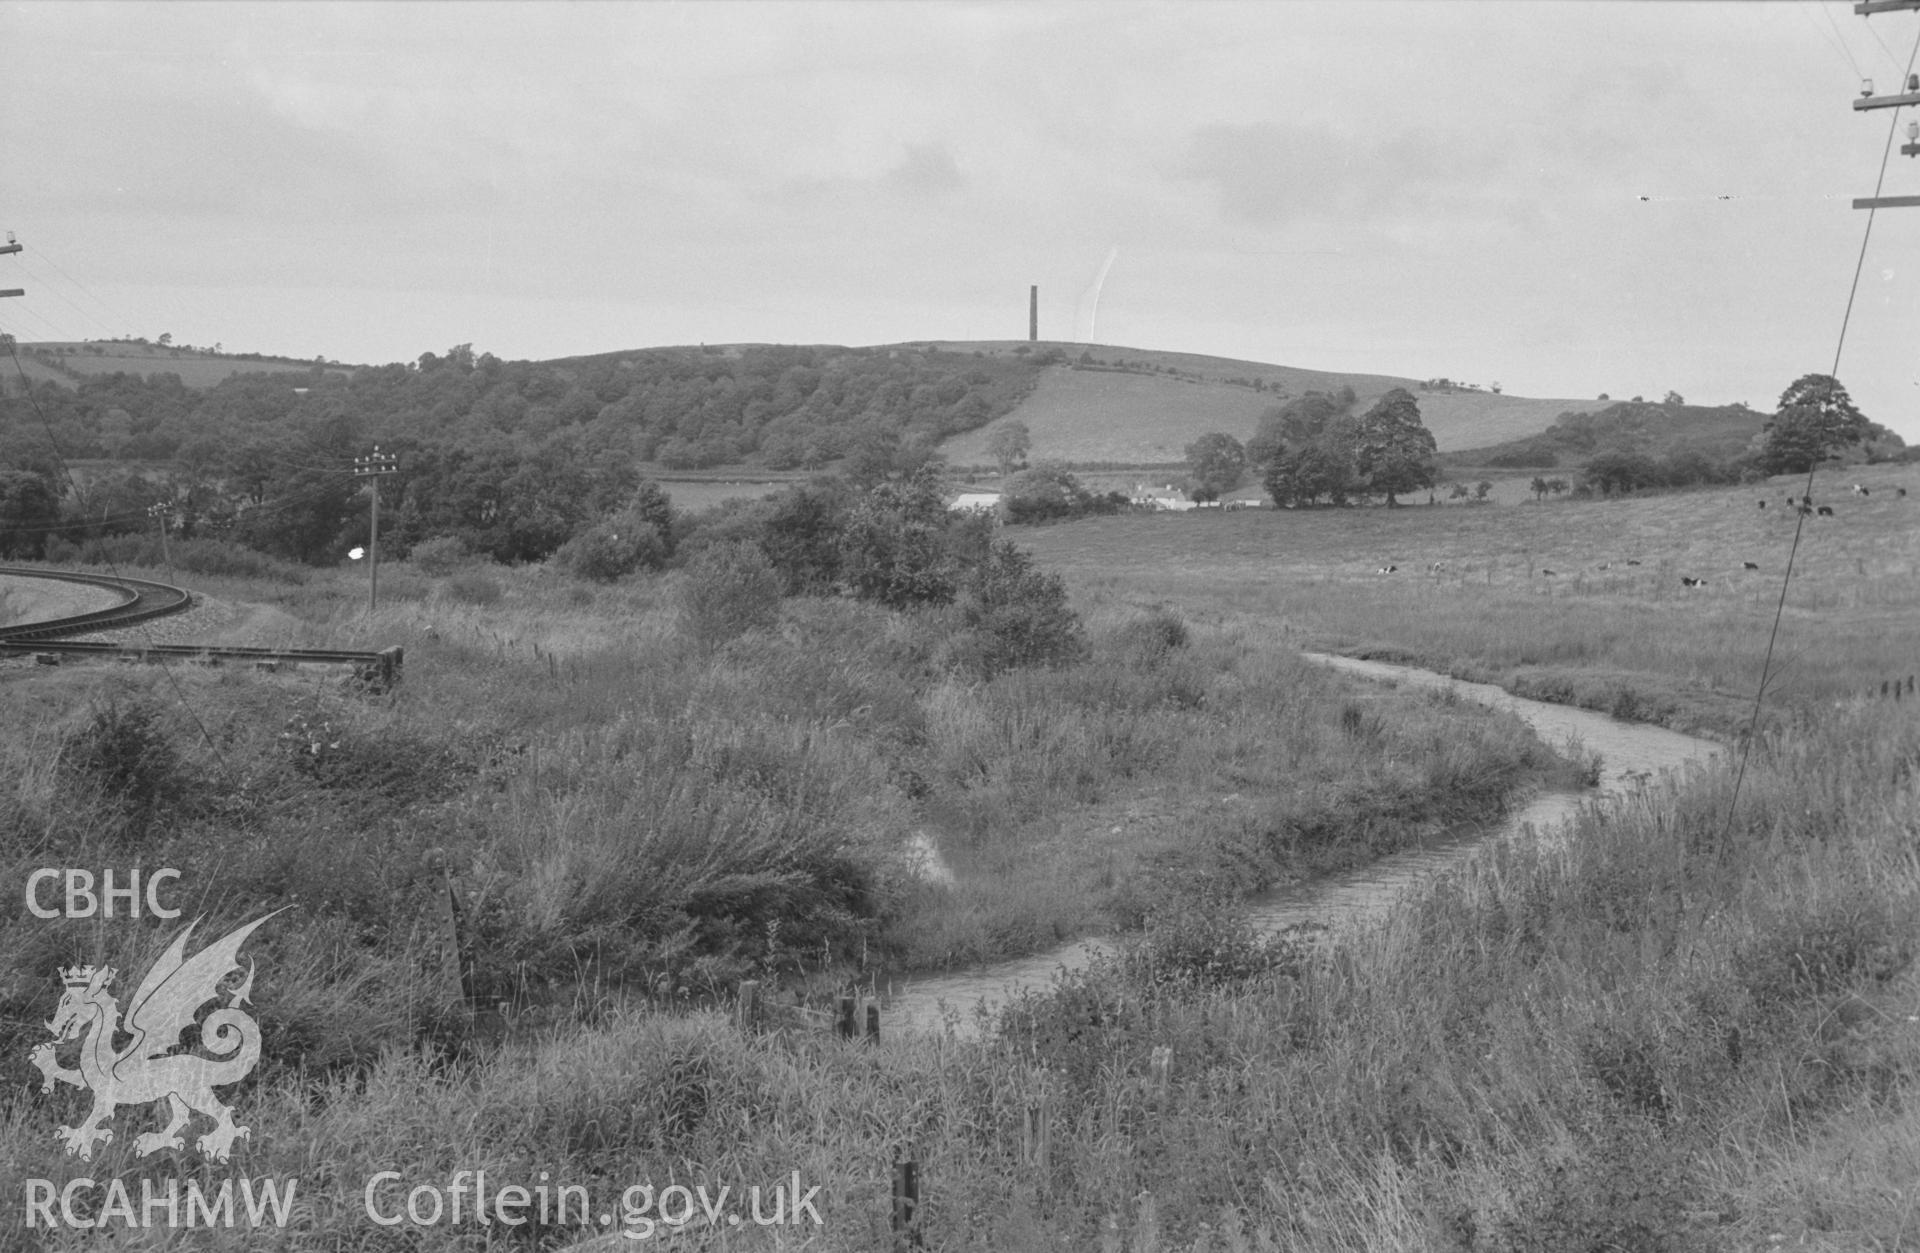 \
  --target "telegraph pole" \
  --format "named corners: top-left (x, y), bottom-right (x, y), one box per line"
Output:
top-left (1, 234), bottom-right (22, 301)
top-left (353, 446), bottom-right (398, 611)
top-left (1852, 1), bottom-right (1920, 208)
top-left (147, 501), bottom-right (174, 583)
